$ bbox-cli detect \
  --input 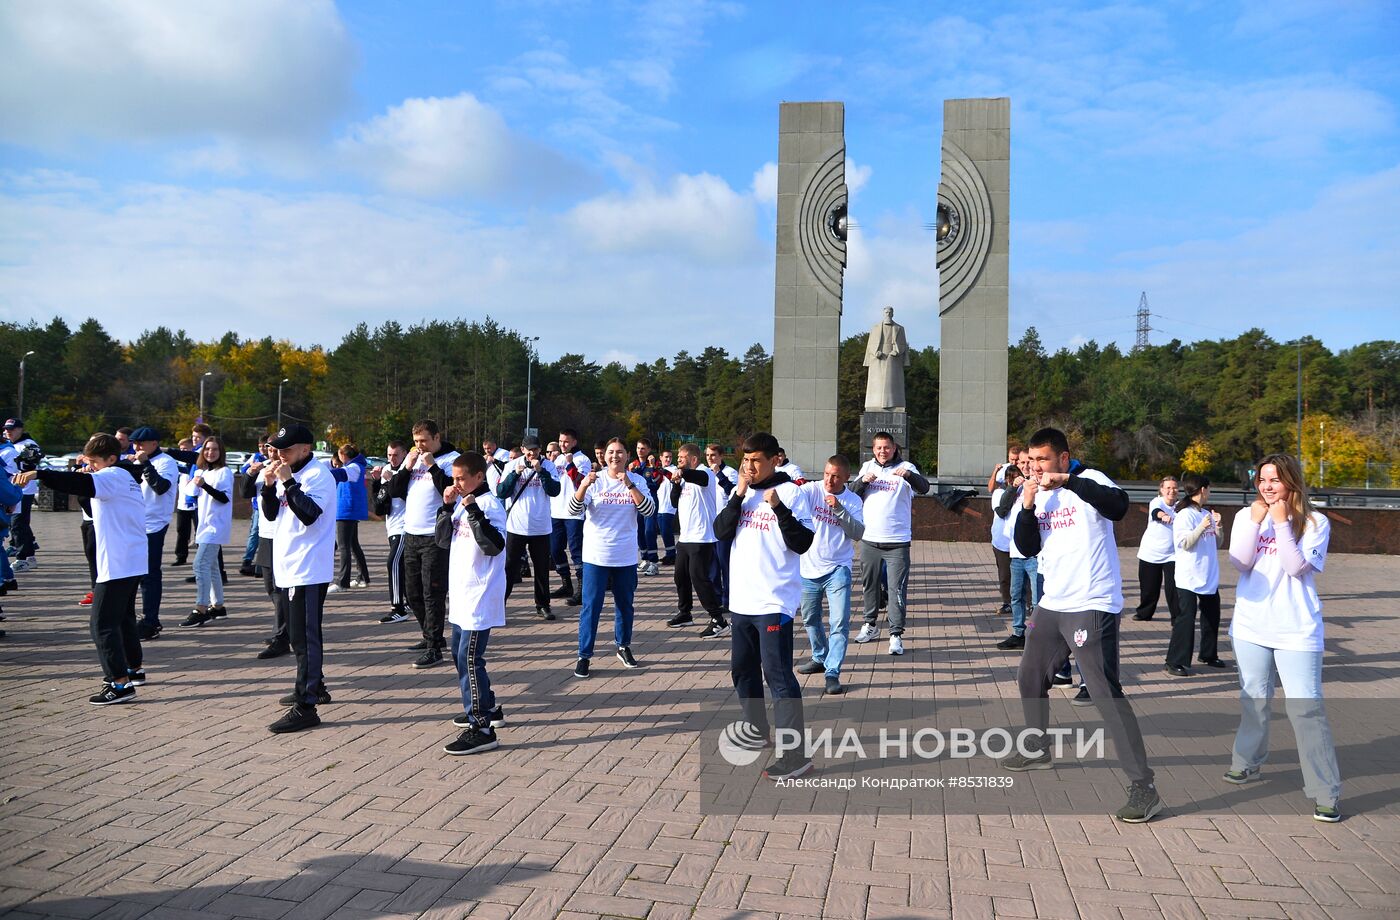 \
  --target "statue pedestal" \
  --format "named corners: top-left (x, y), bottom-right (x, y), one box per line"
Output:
top-left (860, 410), bottom-right (909, 464)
